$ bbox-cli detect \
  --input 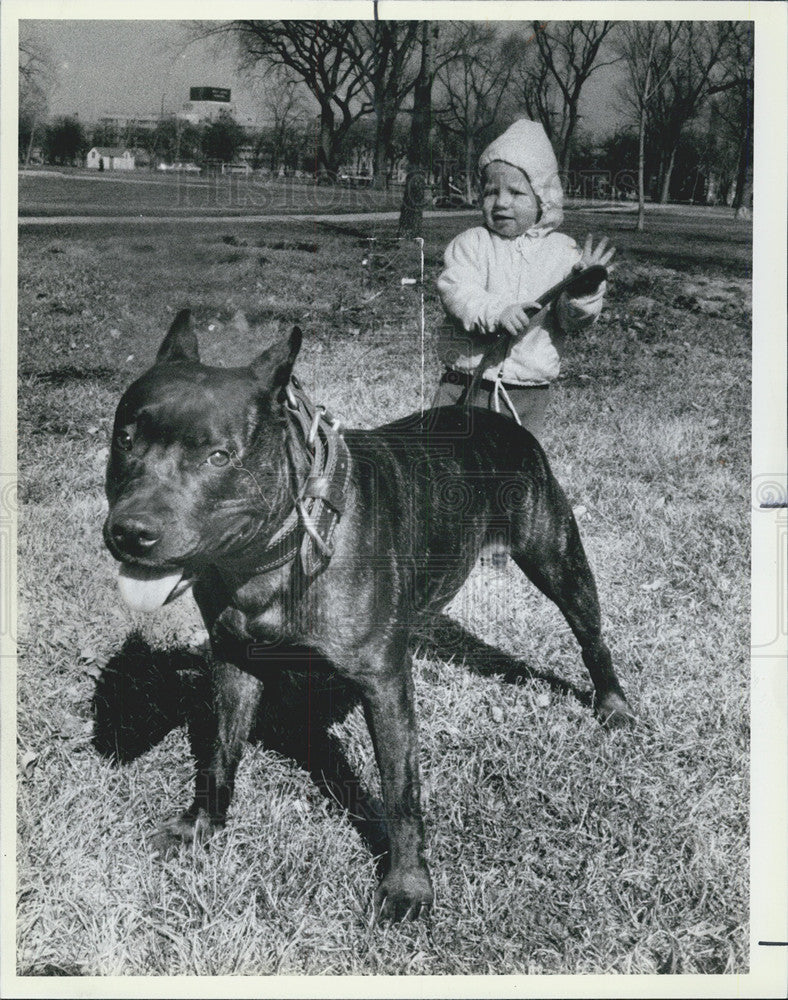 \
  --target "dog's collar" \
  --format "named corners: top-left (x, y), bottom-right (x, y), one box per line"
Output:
top-left (244, 376), bottom-right (352, 578)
